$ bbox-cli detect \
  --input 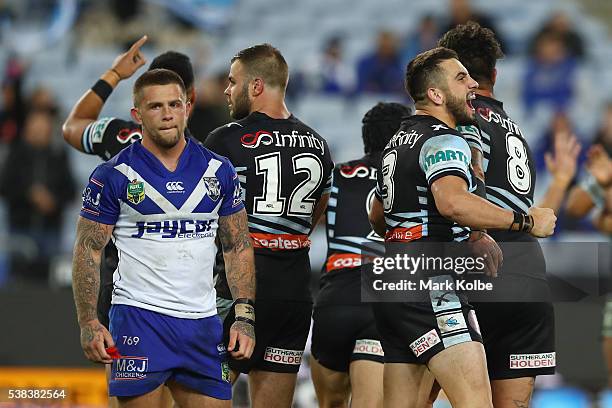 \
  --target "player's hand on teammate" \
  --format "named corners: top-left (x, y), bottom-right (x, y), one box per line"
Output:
top-left (586, 144), bottom-right (612, 188)
top-left (110, 35), bottom-right (148, 80)
top-left (528, 207), bottom-right (557, 237)
top-left (467, 231), bottom-right (503, 277)
top-left (545, 130), bottom-right (581, 186)
top-left (228, 299), bottom-right (255, 359)
top-left (79, 319), bottom-right (115, 364)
